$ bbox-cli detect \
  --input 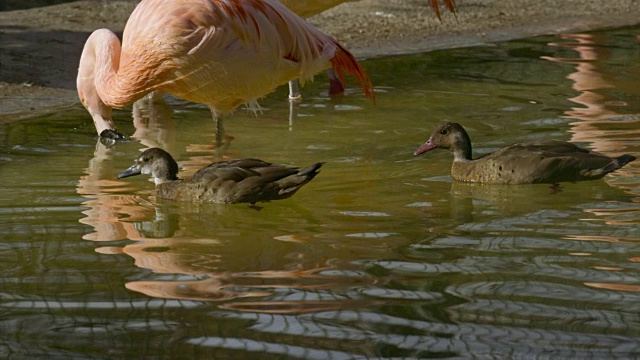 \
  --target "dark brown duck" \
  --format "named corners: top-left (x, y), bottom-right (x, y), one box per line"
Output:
top-left (414, 122), bottom-right (636, 184)
top-left (118, 148), bottom-right (323, 204)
